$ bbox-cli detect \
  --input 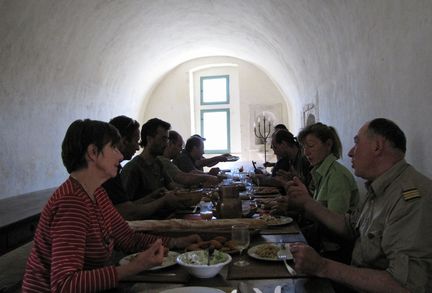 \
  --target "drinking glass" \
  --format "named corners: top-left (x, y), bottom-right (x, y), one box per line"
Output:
top-left (231, 224), bottom-right (250, 266)
top-left (200, 200), bottom-right (213, 221)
